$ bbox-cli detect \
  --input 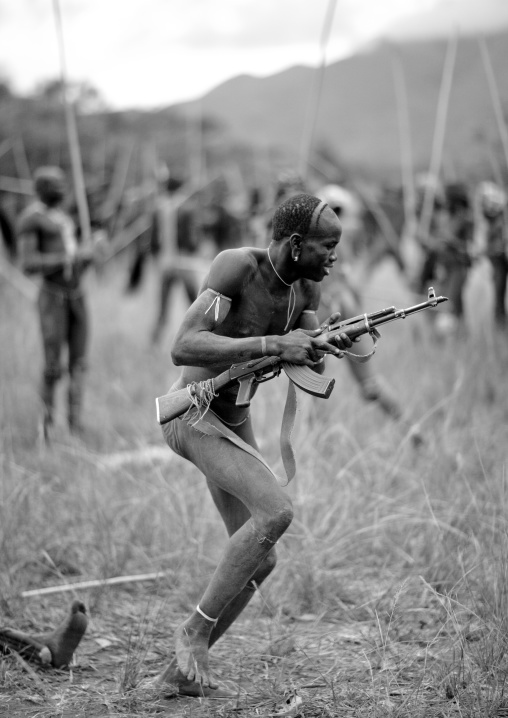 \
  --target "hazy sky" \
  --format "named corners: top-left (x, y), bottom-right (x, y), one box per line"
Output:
top-left (0, 0), bottom-right (507, 109)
